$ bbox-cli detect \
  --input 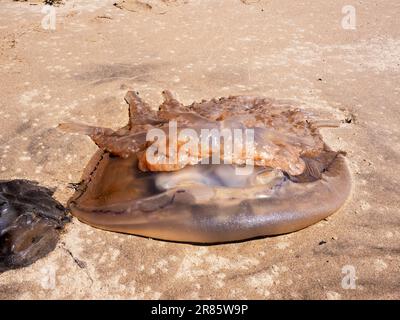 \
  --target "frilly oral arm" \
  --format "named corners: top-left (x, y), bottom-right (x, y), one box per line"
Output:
top-left (58, 123), bottom-right (144, 158)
